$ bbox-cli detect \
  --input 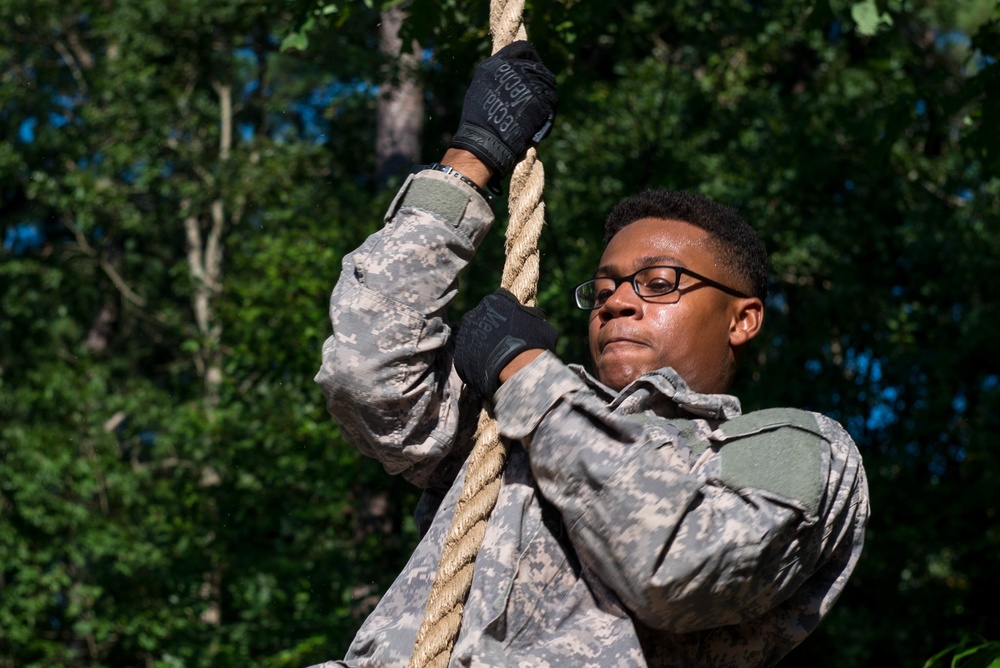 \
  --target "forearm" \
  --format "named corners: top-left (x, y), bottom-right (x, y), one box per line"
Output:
top-left (315, 168), bottom-right (494, 487)
top-left (358, 166), bottom-right (494, 312)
